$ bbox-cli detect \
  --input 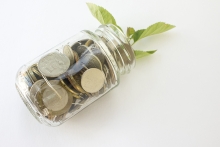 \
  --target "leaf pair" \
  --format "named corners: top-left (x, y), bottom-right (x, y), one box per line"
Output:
top-left (86, 3), bottom-right (122, 31)
top-left (86, 3), bottom-right (175, 59)
top-left (131, 22), bottom-right (175, 44)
